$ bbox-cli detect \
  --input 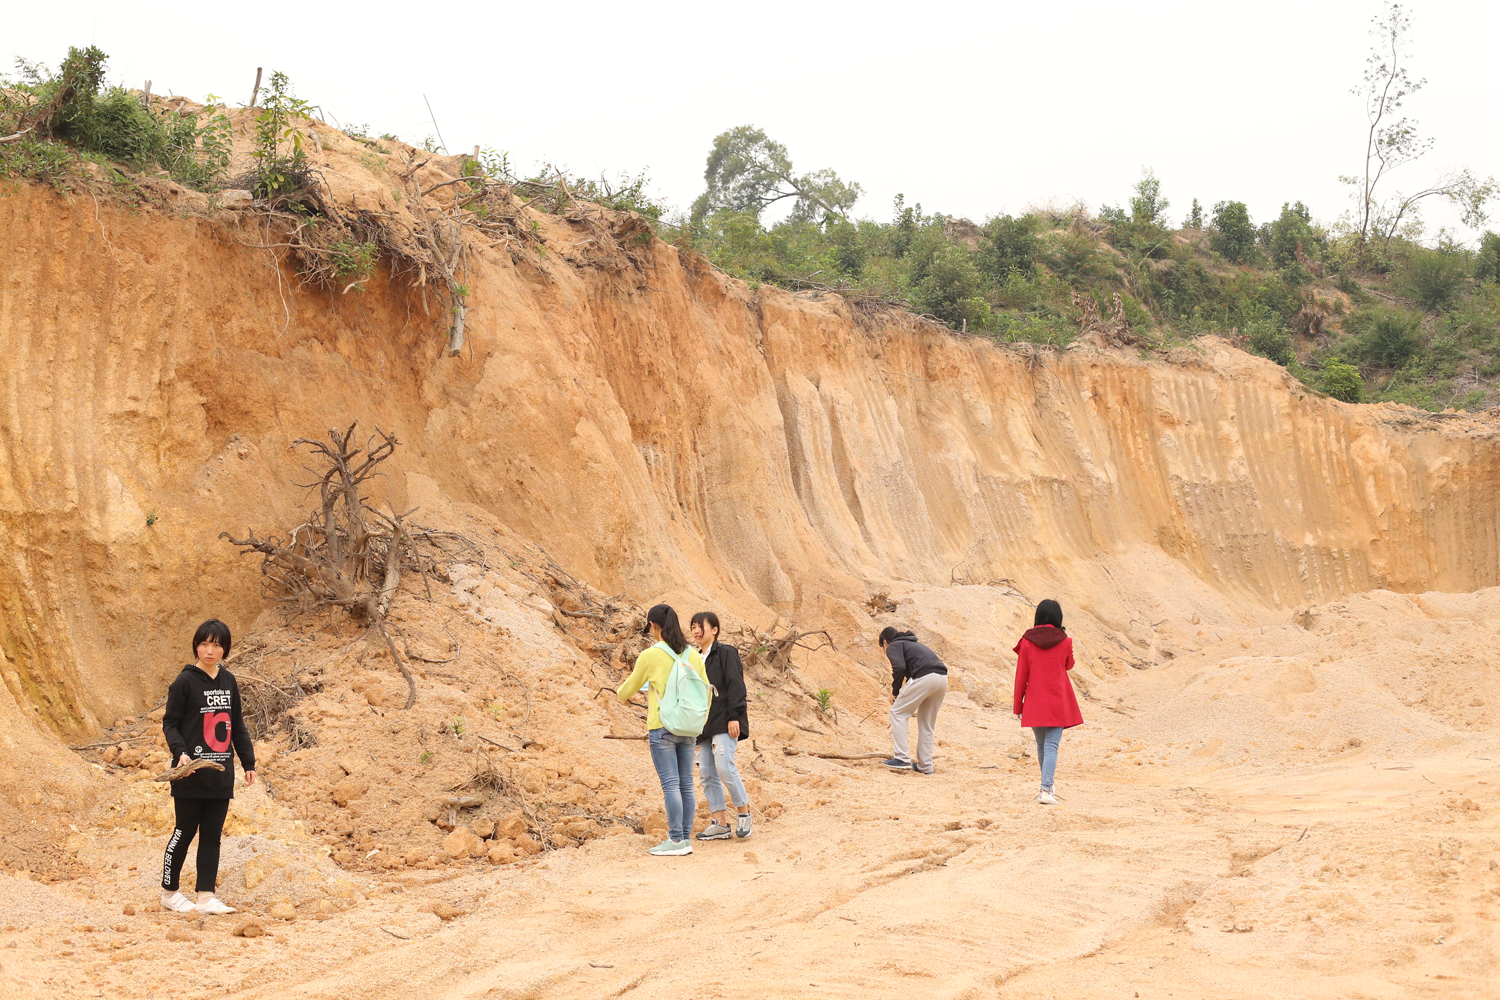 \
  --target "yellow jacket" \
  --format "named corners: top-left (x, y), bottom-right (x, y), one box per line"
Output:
top-left (617, 643), bottom-right (708, 731)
